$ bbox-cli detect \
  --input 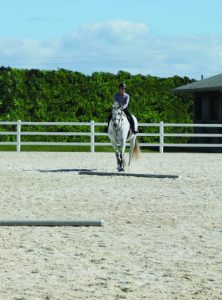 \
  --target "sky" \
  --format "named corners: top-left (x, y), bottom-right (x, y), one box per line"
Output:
top-left (1, 0), bottom-right (222, 79)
